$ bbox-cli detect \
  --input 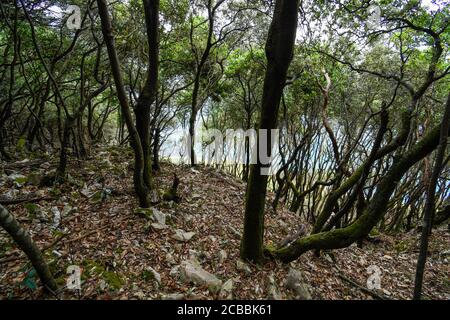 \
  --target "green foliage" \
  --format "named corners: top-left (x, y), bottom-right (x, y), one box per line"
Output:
top-left (16, 136), bottom-right (26, 153)
top-left (90, 189), bottom-right (112, 204)
top-left (23, 203), bottom-right (40, 217)
top-left (82, 259), bottom-right (124, 291)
